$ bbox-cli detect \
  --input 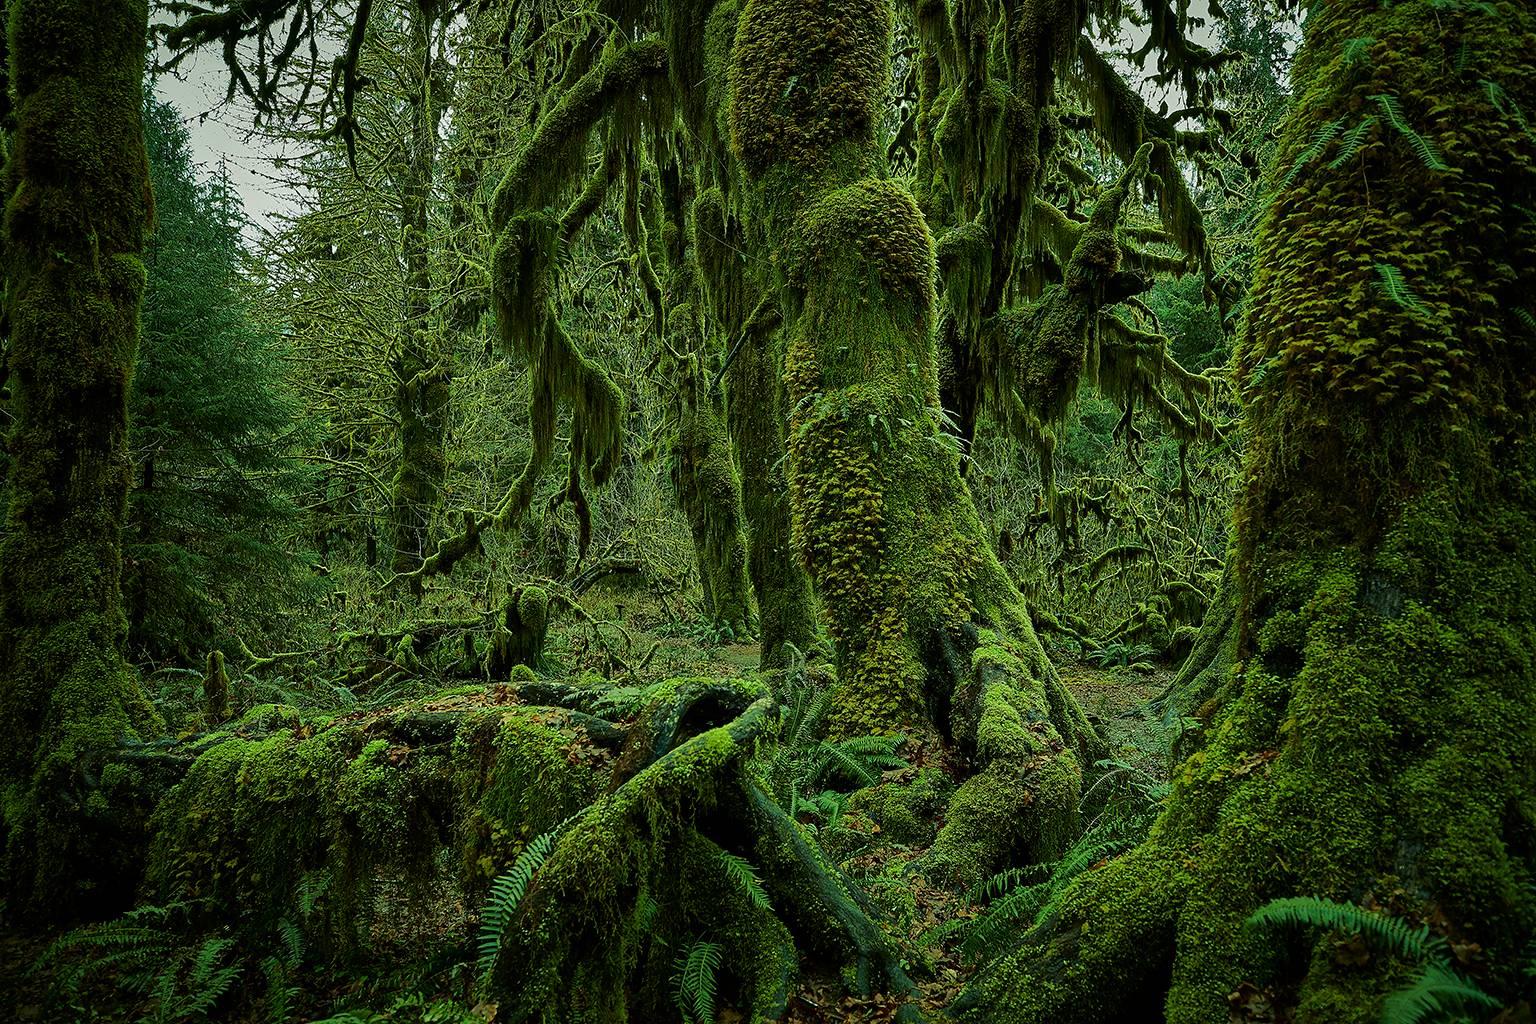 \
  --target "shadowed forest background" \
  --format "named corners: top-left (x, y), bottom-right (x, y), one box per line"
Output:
top-left (0, 0), bottom-right (1533, 1022)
